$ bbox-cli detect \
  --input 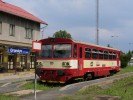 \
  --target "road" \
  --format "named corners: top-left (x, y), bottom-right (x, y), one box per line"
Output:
top-left (0, 73), bottom-right (34, 93)
top-left (21, 72), bottom-right (133, 100)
